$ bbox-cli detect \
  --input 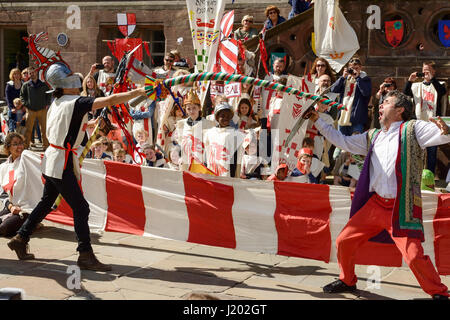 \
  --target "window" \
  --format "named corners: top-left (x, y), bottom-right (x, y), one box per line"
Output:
top-left (98, 25), bottom-right (165, 70)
